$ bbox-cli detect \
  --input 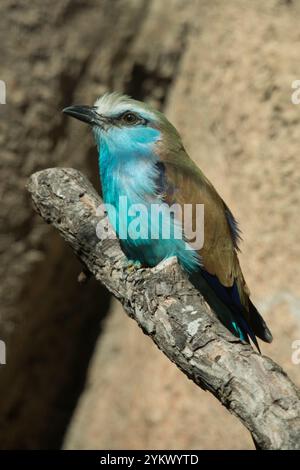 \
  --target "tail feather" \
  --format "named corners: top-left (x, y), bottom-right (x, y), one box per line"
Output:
top-left (231, 308), bottom-right (261, 352)
top-left (248, 300), bottom-right (273, 343)
top-left (192, 270), bottom-right (272, 351)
